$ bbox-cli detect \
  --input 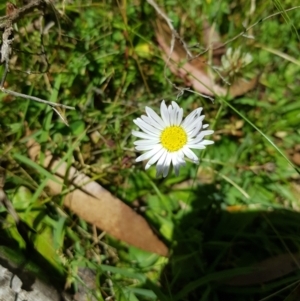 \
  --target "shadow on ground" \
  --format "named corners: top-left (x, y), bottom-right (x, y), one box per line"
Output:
top-left (158, 183), bottom-right (300, 301)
